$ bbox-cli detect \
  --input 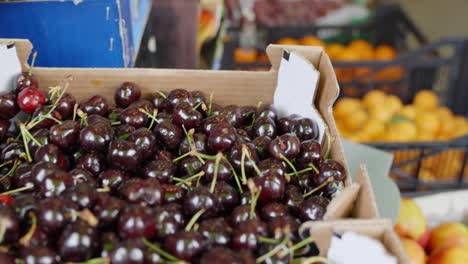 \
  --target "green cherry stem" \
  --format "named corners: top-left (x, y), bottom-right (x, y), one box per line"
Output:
top-left (28, 51), bottom-right (38, 76)
top-left (302, 177), bottom-right (335, 198)
top-left (139, 108), bottom-right (160, 127)
top-left (173, 171), bottom-right (205, 187)
top-left (142, 238), bottom-right (181, 263)
top-left (1, 183), bottom-right (34, 195)
top-left (280, 154), bottom-right (298, 177)
top-left (278, 236), bottom-right (315, 259)
top-left (0, 218), bottom-right (8, 244)
top-left (19, 212), bottom-right (37, 246)
top-left (185, 209), bottom-right (206, 232)
top-left (209, 152), bottom-right (223, 193)
top-left (0, 160), bottom-right (13, 169)
top-left (243, 145), bottom-right (262, 177)
top-left (247, 179), bottom-right (261, 220)
top-left (258, 236), bottom-right (280, 244)
top-left (256, 235), bottom-right (290, 263)
top-left (156, 91), bottom-right (167, 99)
top-left (224, 157), bottom-right (243, 194)
top-left (70, 257), bottom-right (111, 264)
top-left (77, 109), bottom-right (88, 127)
top-left (240, 146), bottom-right (248, 184)
top-left (207, 92), bottom-right (214, 116)
top-left (5, 159), bottom-right (21, 177)
top-left (192, 102), bottom-right (202, 111)
top-left (324, 129), bottom-right (332, 160)
top-left (172, 150), bottom-right (194, 163)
